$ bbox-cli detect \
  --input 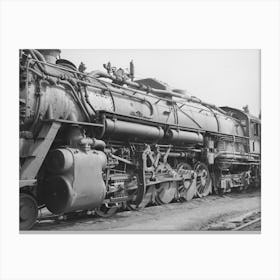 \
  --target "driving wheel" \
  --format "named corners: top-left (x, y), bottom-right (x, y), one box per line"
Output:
top-left (155, 181), bottom-right (177, 205)
top-left (177, 162), bottom-right (196, 201)
top-left (194, 162), bottom-right (212, 197)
